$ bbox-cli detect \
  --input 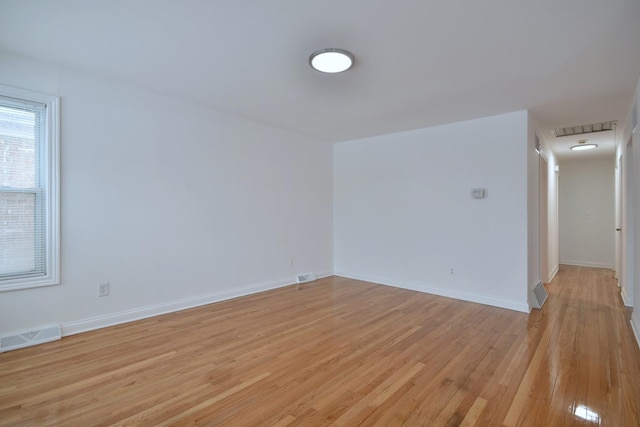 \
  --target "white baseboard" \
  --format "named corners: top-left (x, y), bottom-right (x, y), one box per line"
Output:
top-left (547, 265), bottom-right (559, 283)
top-left (621, 288), bottom-right (633, 307)
top-left (62, 271), bottom-right (333, 337)
top-left (334, 271), bottom-right (530, 313)
top-left (559, 260), bottom-right (613, 269)
top-left (631, 314), bottom-right (640, 350)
